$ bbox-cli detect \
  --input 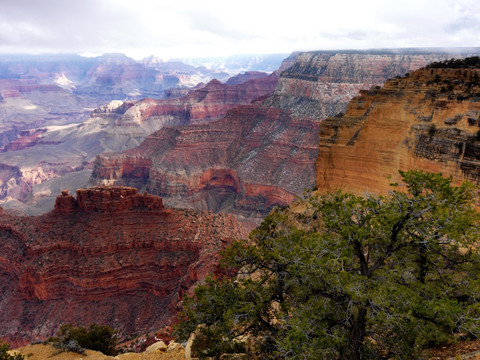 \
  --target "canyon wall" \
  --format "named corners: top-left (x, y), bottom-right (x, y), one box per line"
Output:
top-left (315, 59), bottom-right (480, 194)
top-left (0, 73), bottom-right (277, 213)
top-left (91, 50), bottom-right (480, 227)
top-left (265, 50), bottom-right (480, 120)
top-left (0, 187), bottom-right (246, 346)
top-left (92, 105), bottom-right (319, 227)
